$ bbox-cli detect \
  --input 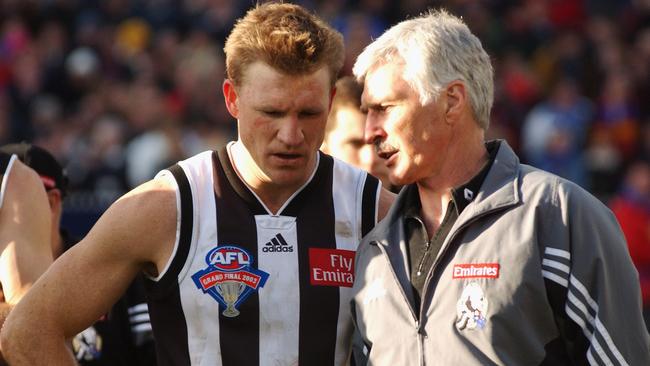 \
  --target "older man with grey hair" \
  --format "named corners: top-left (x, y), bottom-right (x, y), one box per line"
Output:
top-left (350, 9), bottom-right (650, 365)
